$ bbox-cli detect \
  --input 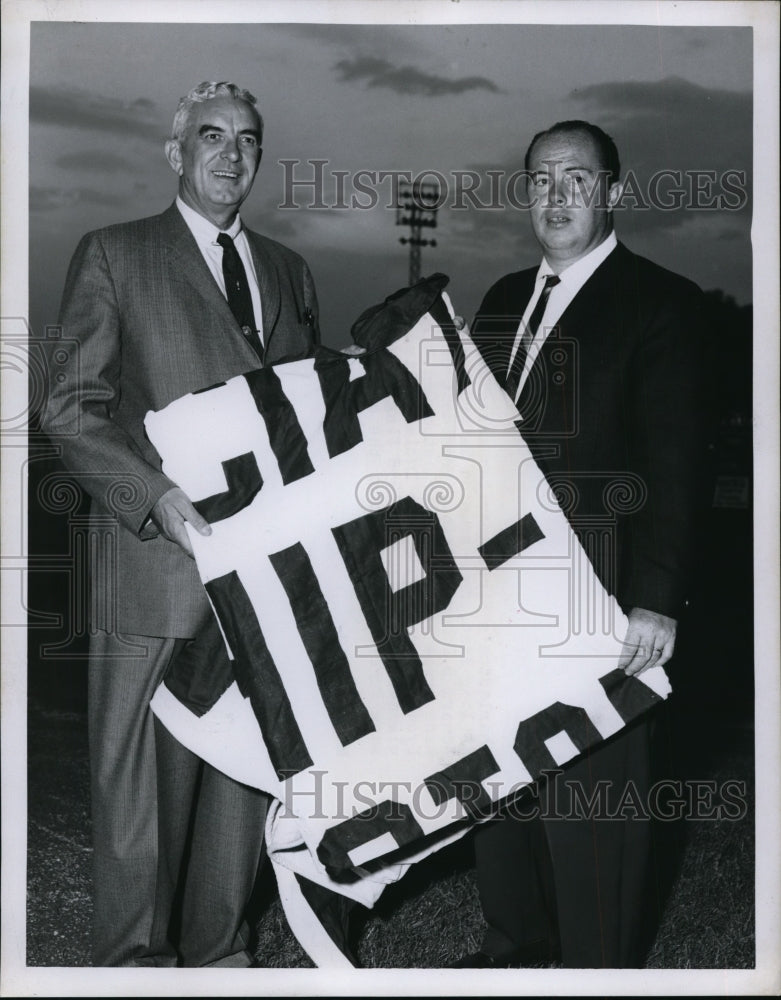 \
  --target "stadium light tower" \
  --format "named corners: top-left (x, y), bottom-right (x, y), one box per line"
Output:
top-left (396, 180), bottom-right (440, 286)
